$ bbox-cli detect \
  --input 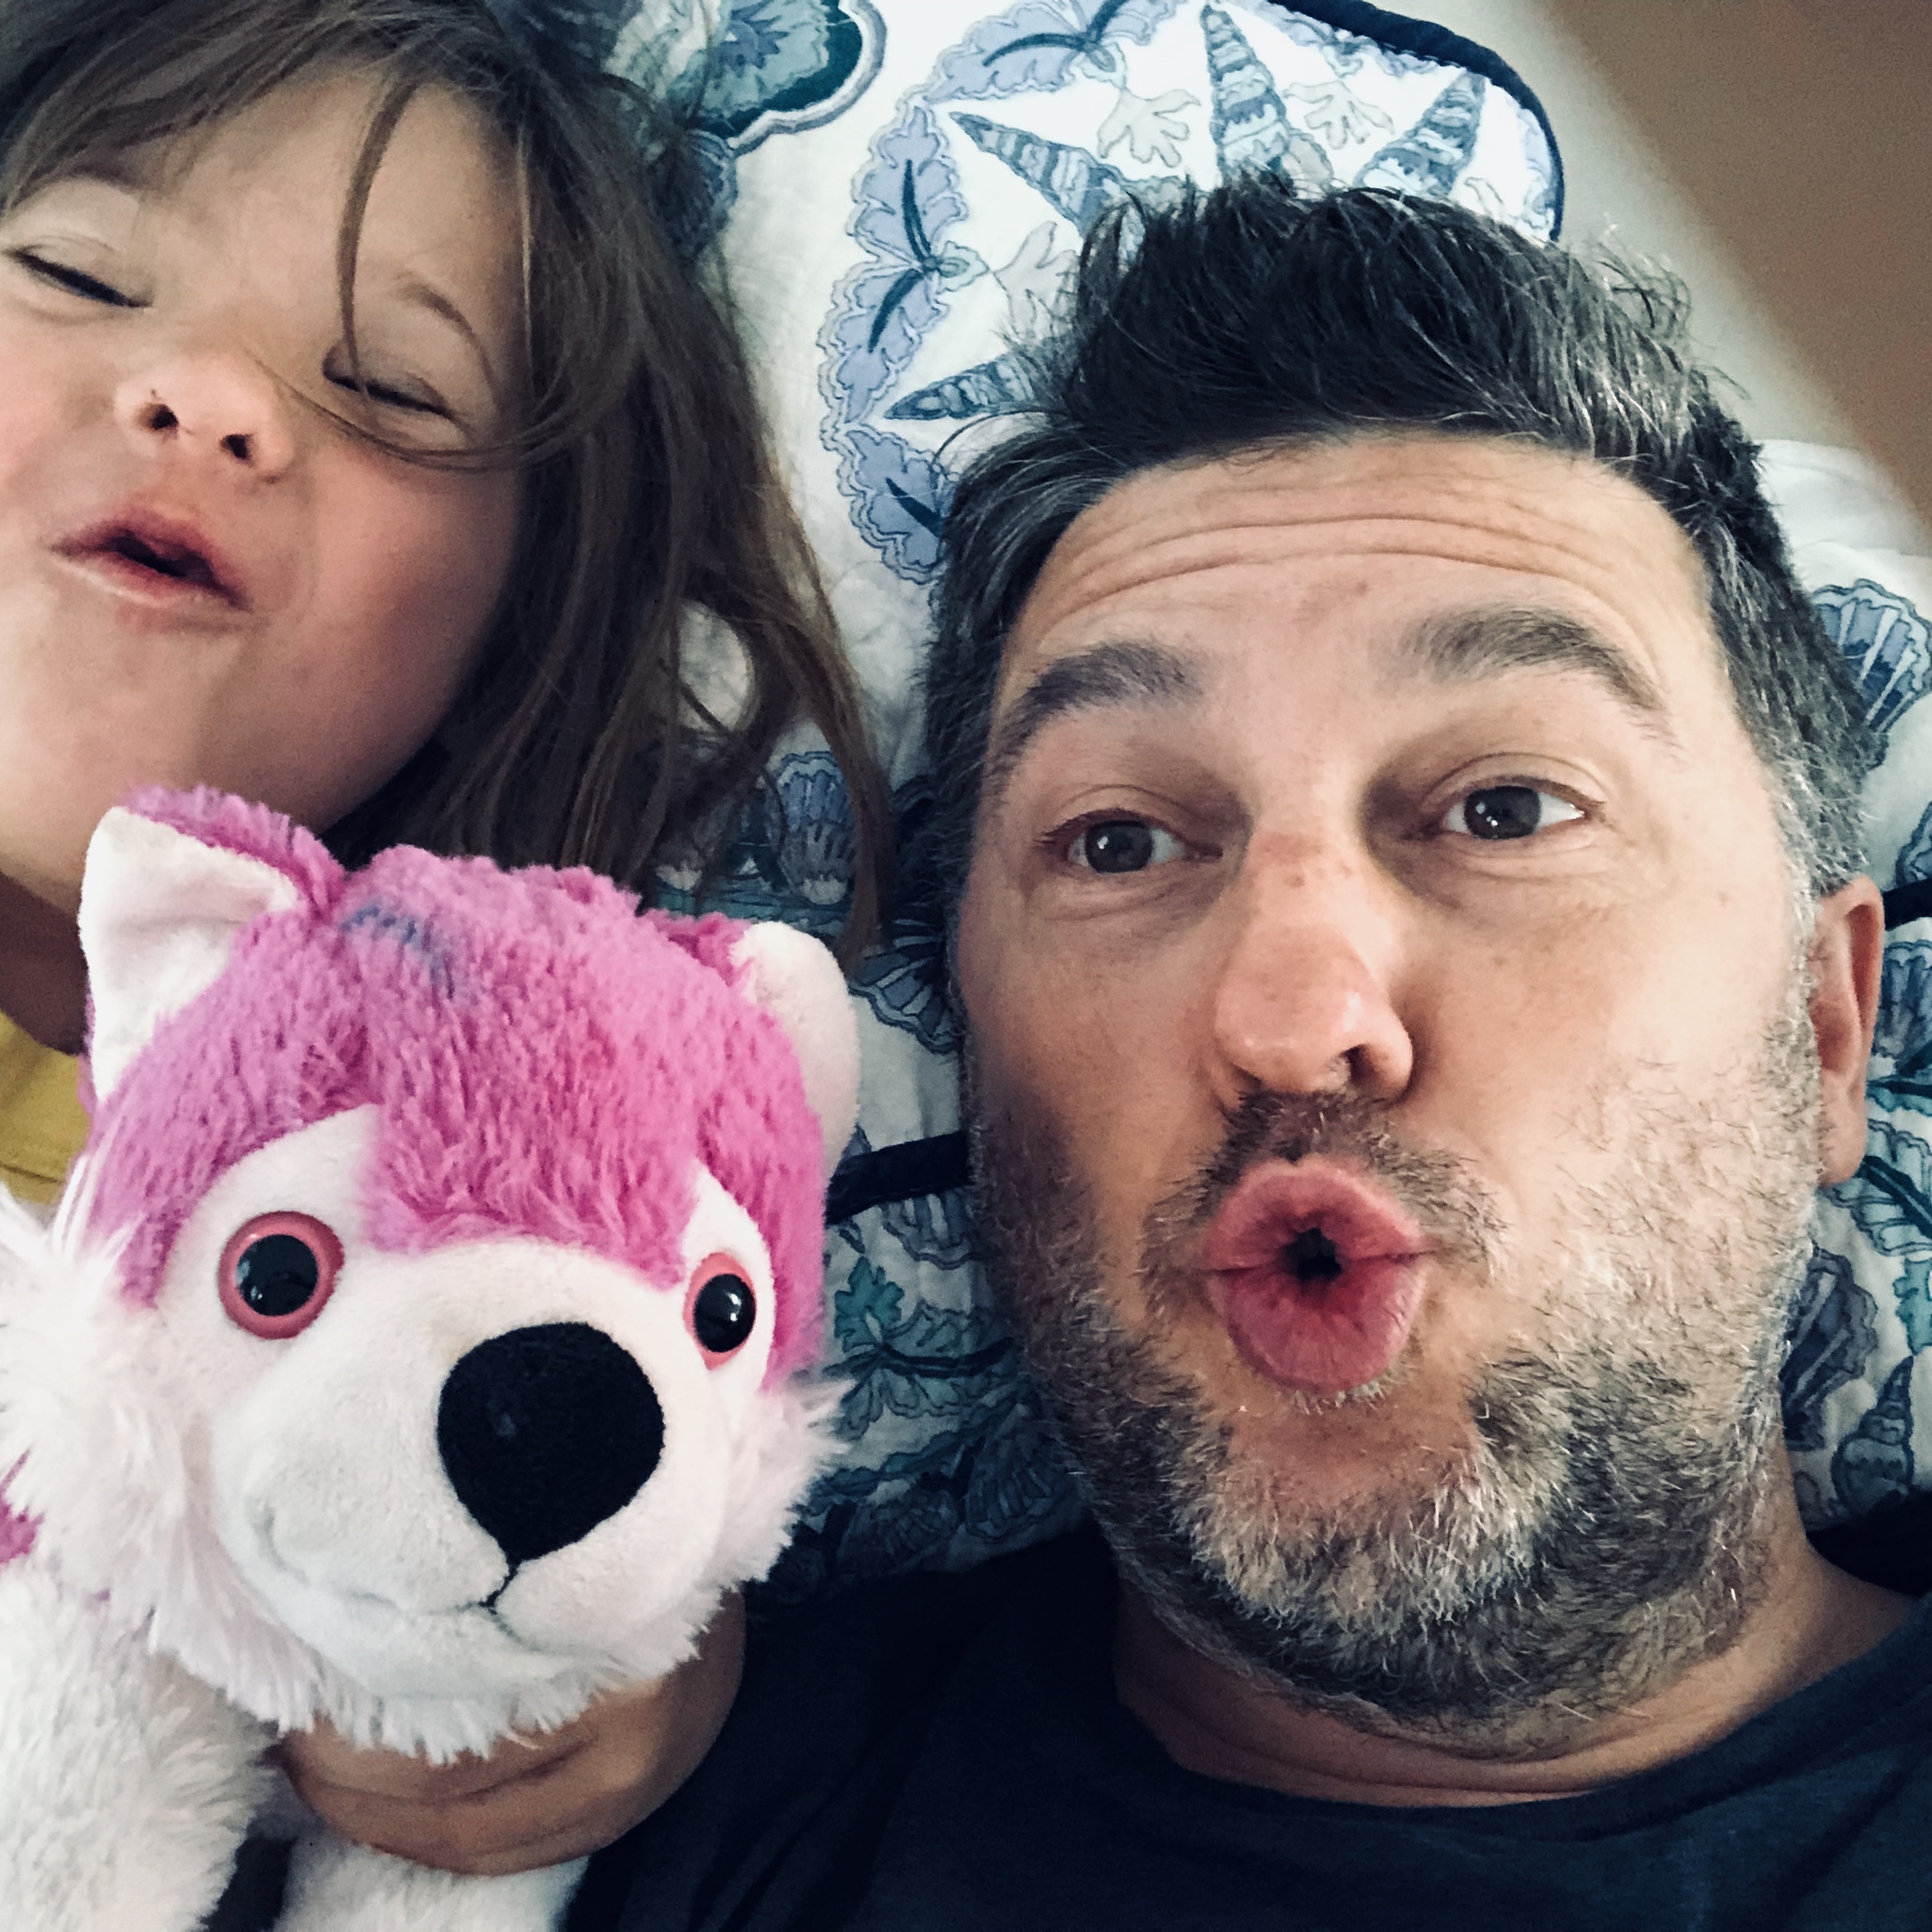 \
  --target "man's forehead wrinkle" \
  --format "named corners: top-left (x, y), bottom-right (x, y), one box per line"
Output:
top-left (1038, 436), bottom-right (1707, 601)
top-left (983, 640), bottom-right (1204, 808)
top-left (1026, 502), bottom-right (1672, 640)
top-left (1401, 606), bottom-right (1675, 730)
